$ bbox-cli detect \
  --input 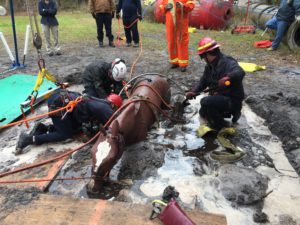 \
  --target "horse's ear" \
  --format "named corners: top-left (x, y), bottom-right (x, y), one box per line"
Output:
top-left (111, 120), bottom-right (120, 136)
